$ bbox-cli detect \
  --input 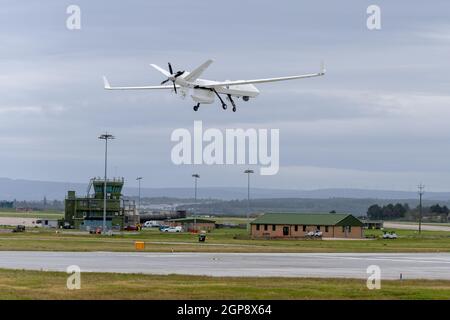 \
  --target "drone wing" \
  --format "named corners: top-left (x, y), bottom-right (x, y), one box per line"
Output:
top-left (103, 76), bottom-right (178, 90)
top-left (201, 62), bottom-right (326, 88)
top-left (184, 59), bottom-right (214, 82)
